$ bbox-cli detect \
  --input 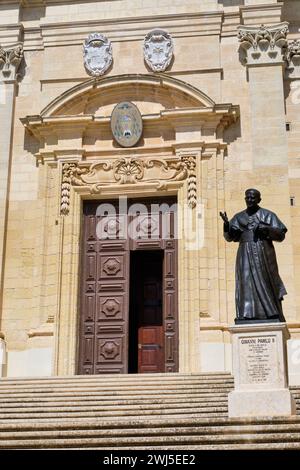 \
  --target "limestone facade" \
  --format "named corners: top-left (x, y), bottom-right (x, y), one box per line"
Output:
top-left (0, 0), bottom-right (299, 383)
